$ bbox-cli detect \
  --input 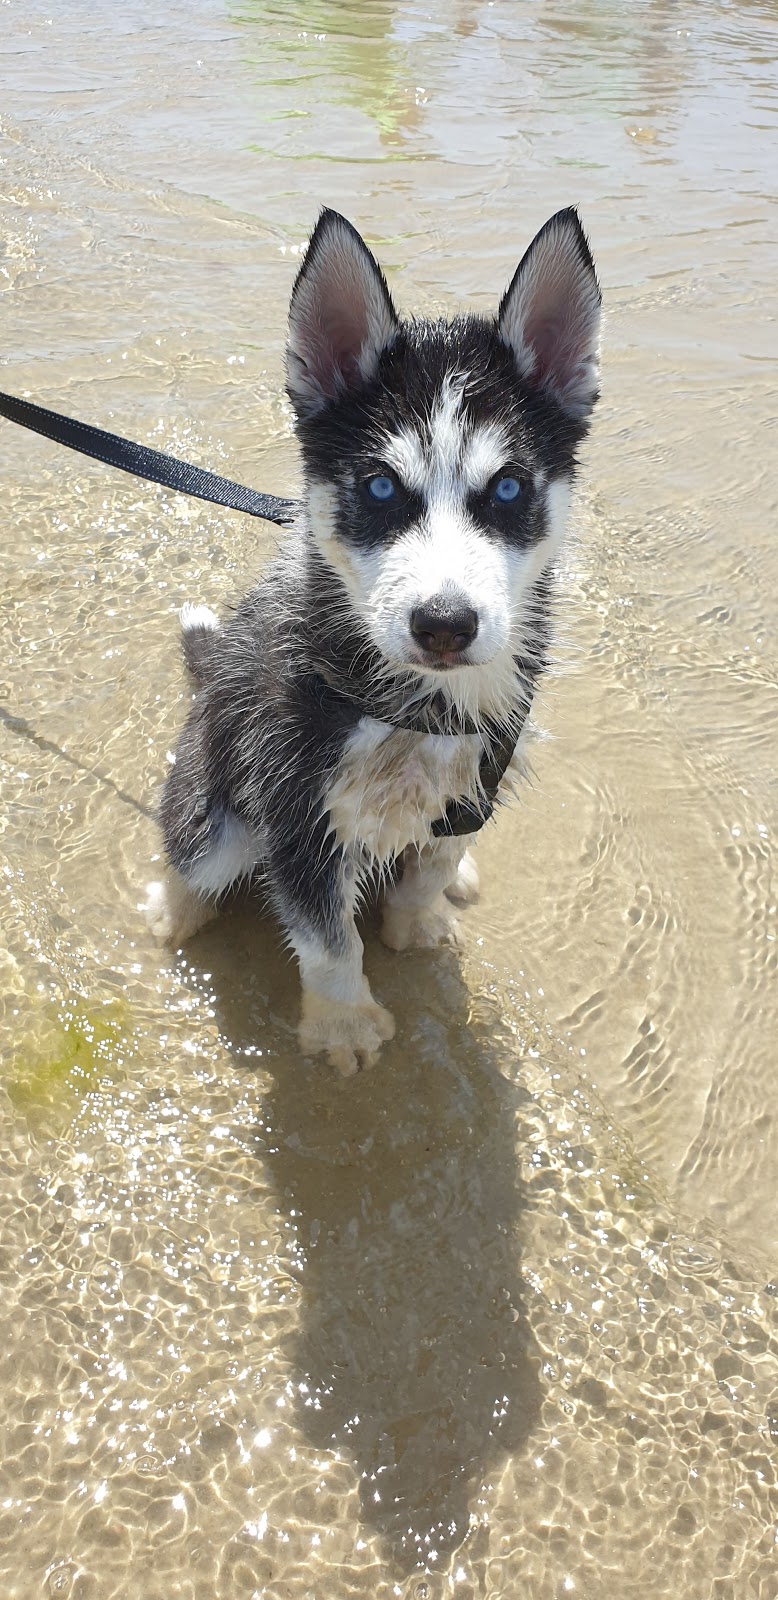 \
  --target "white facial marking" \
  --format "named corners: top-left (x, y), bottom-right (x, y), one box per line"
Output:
top-left (381, 428), bottom-right (427, 494)
top-left (428, 371), bottom-right (466, 482)
top-left (368, 504), bottom-right (512, 679)
top-left (462, 422), bottom-right (512, 494)
top-left (308, 478), bottom-right (376, 607)
top-left (308, 478), bottom-right (396, 610)
top-left (381, 410), bottom-right (512, 500)
top-left (307, 480), bottom-right (339, 543)
top-left (380, 377), bottom-right (470, 498)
